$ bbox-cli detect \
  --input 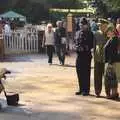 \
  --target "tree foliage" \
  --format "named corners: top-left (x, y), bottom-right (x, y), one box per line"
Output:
top-left (1, 0), bottom-right (120, 23)
top-left (0, 0), bottom-right (89, 23)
